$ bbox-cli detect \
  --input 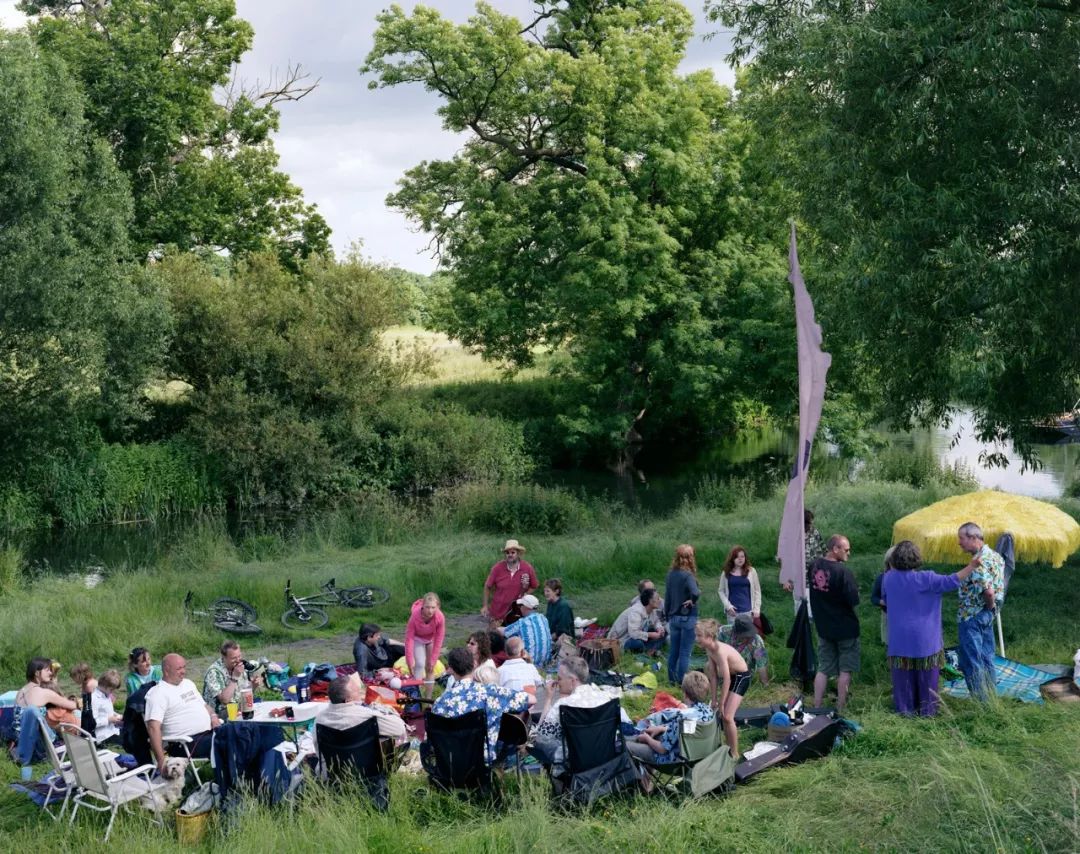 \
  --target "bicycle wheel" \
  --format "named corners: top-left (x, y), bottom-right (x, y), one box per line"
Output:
top-left (281, 606), bottom-right (329, 630)
top-left (340, 585), bottom-right (390, 608)
top-left (209, 597), bottom-right (258, 623)
top-left (215, 618), bottom-right (263, 635)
